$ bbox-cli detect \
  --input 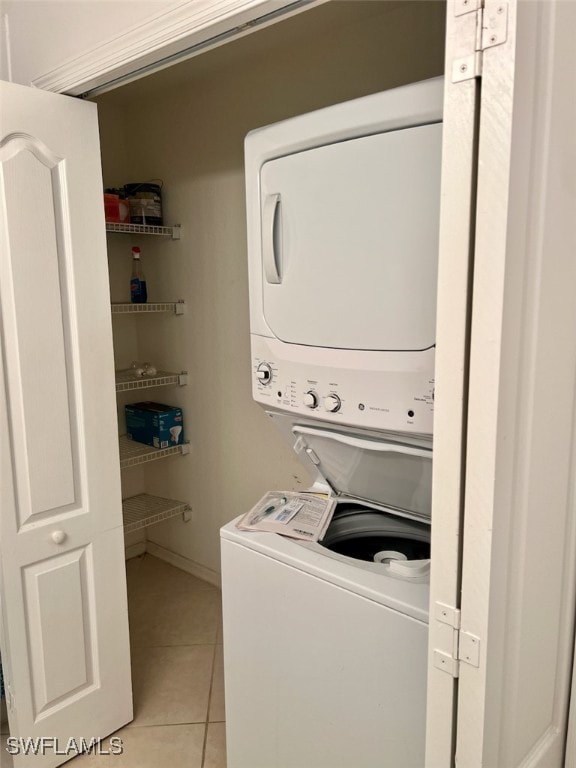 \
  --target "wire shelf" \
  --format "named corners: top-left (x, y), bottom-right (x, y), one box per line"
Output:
top-left (115, 369), bottom-right (187, 392)
top-left (106, 222), bottom-right (181, 239)
top-left (122, 493), bottom-right (190, 533)
top-left (119, 434), bottom-right (189, 468)
top-left (111, 301), bottom-right (185, 315)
